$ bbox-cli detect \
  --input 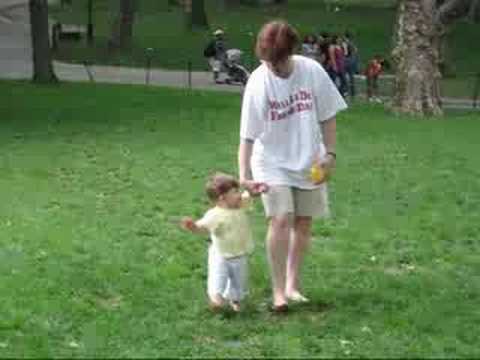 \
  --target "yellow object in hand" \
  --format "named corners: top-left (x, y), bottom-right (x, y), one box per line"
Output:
top-left (310, 164), bottom-right (326, 184)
